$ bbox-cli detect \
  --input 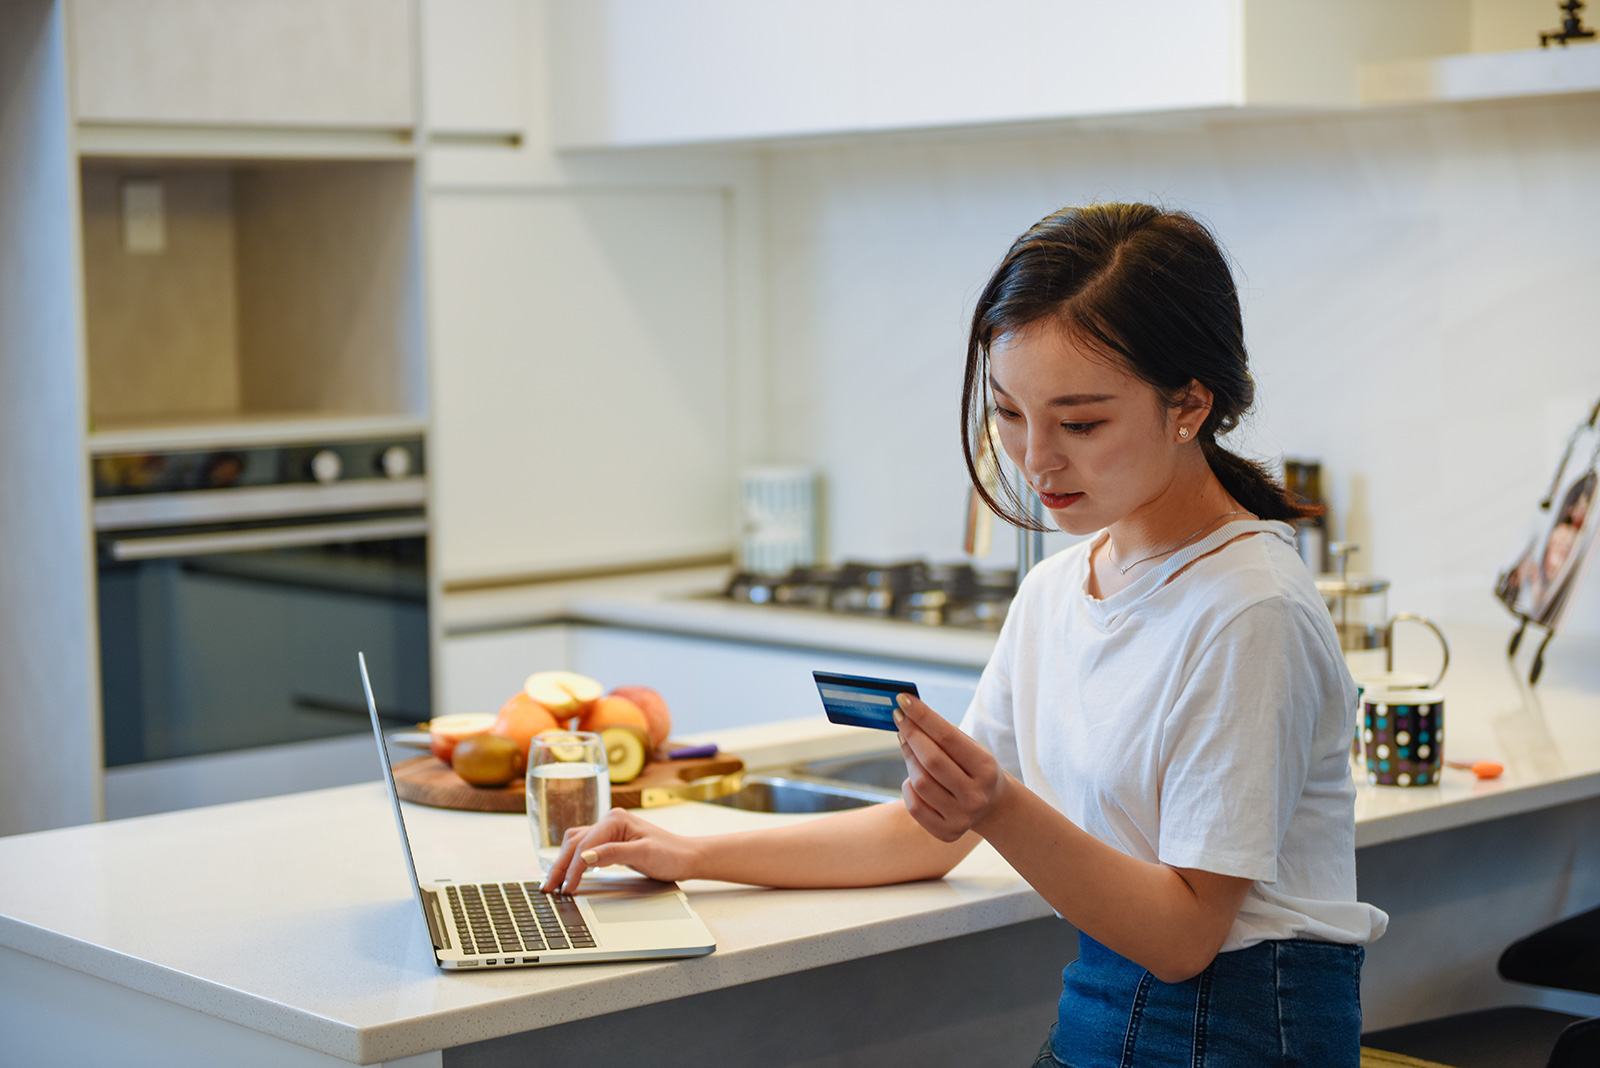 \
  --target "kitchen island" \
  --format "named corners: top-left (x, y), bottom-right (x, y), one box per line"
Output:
top-left (4, 581), bottom-right (1600, 1065)
top-left (0, 741), bottom-right (1074, 1068)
